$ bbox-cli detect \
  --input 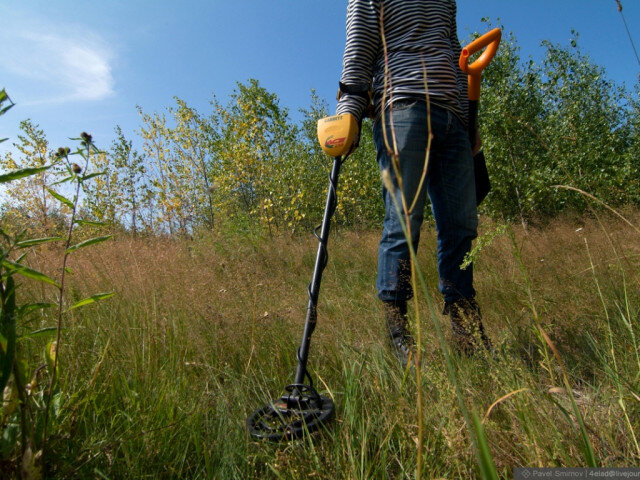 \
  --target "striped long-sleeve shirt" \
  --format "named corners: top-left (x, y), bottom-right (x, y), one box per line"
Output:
top-left (336, 0), bottom-right (469, 126)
